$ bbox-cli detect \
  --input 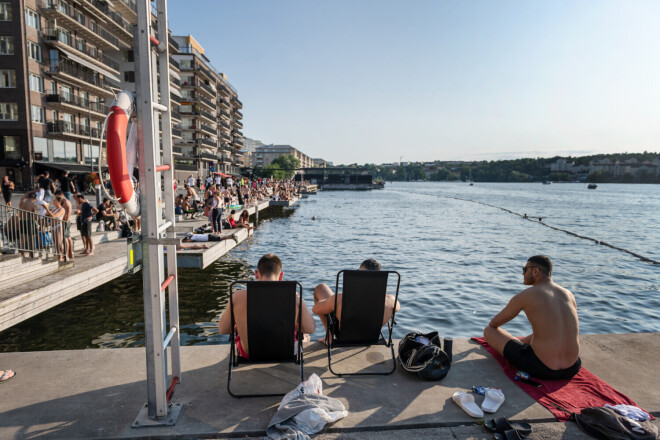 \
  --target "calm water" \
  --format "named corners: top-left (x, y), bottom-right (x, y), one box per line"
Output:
top-left (1, 182), bottom-right (659, 352)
